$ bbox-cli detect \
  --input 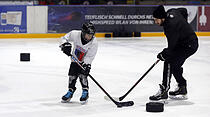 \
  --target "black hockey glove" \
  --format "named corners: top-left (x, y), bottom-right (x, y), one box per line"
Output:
top-left (157, 53), bottom-right (166, 61)
top-left (81, 64), bottom-right (91, 75)
top-left (60, 42), bottom-right (72, 56)
top-left (157, 48), bottom-right (168, 61)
